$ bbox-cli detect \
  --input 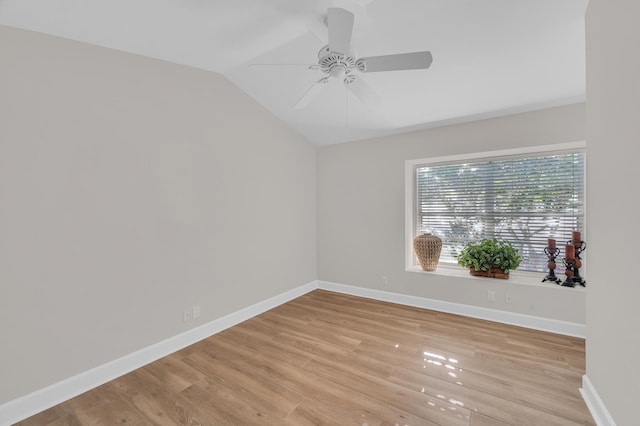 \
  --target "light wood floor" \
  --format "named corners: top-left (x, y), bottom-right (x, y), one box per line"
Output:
top-left (16, 290), bottom-right (594, 425)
